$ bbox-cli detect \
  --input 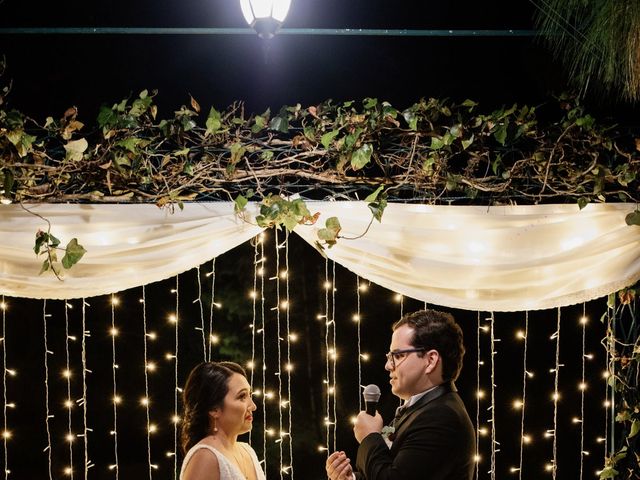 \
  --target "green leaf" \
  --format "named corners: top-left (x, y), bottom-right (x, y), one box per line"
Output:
top-left (97, 105), bottom-right (118, 128)
top-left (206, 107), bottom-right (223, 136)
top-left (351, 143), bottom-right (373, 170)
top-left (269, 107), bottom-right (289, 133)
top-left (494, 124), bottom-right (507, 146)
top-left (461, 99), bottom-right (478, 109)
top-left (629, 420), bottom-right (640, 438)
top-left (363, 97), bottom-right (378, 109)
top-left (599, 467), bottom-right (618, 479)
top-left (317, 217), bottom-right (342, 247)
top-left (234, 193), bottom-right (248, 213)
top-left (625, 210), bottom-right (640, 226)
top-left (368, 193), bottom-right (388, 222)
top-left (430, 136), bottom-right (444, 150)
top-left (461, 134), bottom-right (474, 150)
top-left (64, 138), bottom-right (88, 162)
top-left (260, 150), bottom-right (274, 162)
top-left (365, 185), bottom-right (384, 203)
top-left (61, 238), bottom-right (87, 269)
top-left (578, 197), bottom-right (590, 210)
top-left (39, 259), bottom-right (50, 275)
top-left (115, 137), bottom-right (141, 153)
top-left (402, 110), bottom-right (418, 130)
top-left (34, 232), bottom-right (47, 255)
top-left (321, 130), bottom-right (340, 150)
top-left (229, 142), bottom-right (246, 165)
top-left (173, 147), bottom-right (191, 157)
